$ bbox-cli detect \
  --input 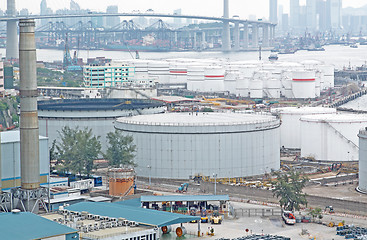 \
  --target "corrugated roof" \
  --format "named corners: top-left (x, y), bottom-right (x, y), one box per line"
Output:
top-left (1, 130), bottom-right (48, 144)
top-left (115, 197), bottom-right (142, 207)
top-left (0, 212), bottom-right (78, 240)
top-left (66, 202), bottom-right (200, 227)
top-left (140, 195), bottom-right (229, 203)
